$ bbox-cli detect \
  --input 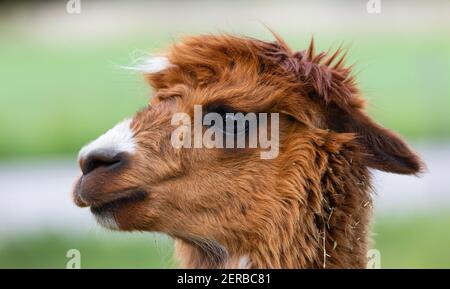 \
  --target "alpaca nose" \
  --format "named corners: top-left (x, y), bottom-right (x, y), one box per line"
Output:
top-left (80, 150), bottom-right (124, 175)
